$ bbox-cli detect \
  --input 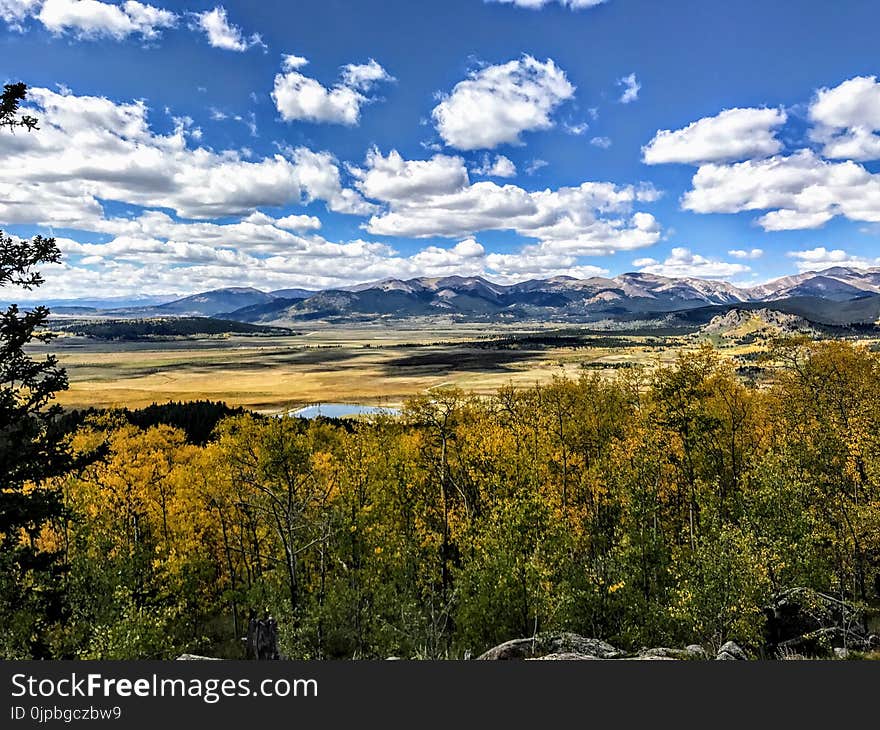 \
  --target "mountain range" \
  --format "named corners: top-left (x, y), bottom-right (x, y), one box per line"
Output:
top-left (45, 267), bottom-right (880, 327)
